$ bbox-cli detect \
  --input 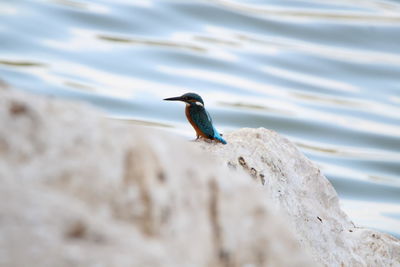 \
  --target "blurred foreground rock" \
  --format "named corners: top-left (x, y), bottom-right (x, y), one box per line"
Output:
top-left (0, 88), bottom-right (398, 267)
top-left (0, 89), bottom-right (313, 267)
